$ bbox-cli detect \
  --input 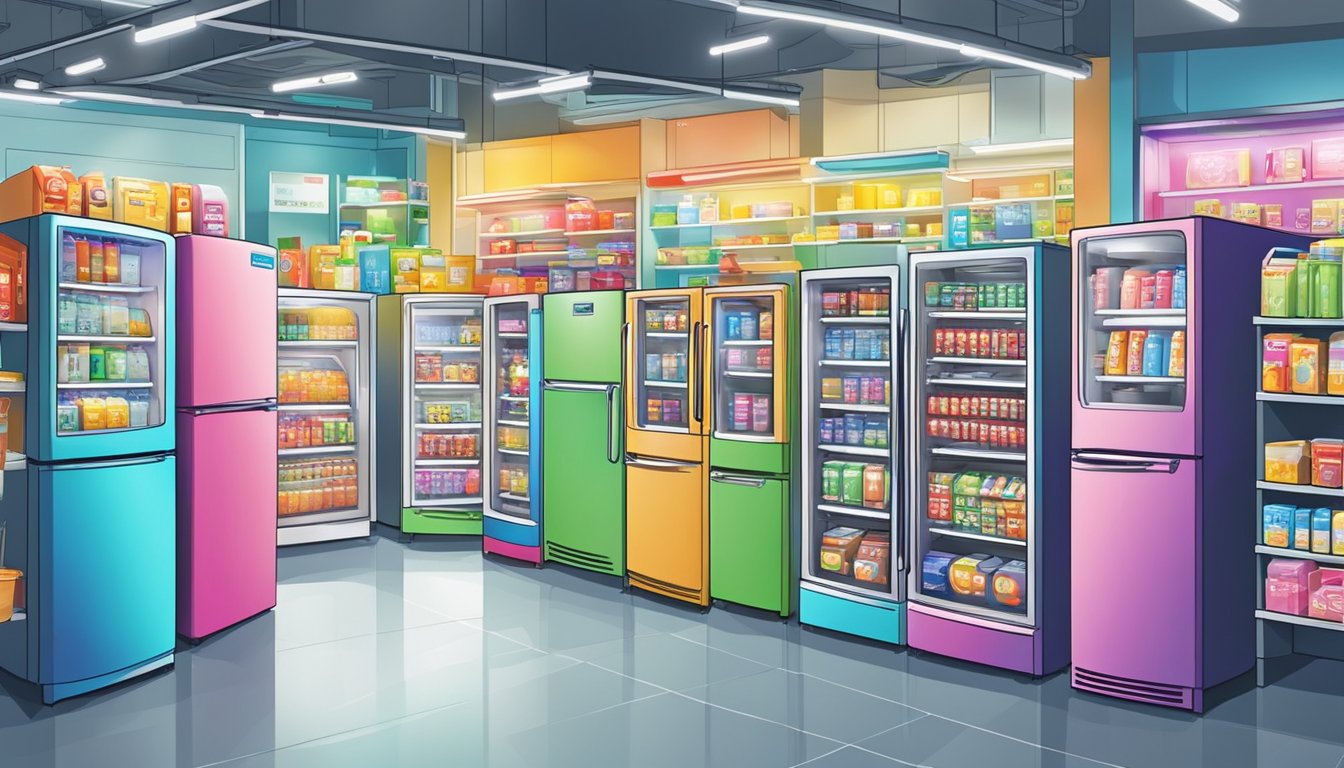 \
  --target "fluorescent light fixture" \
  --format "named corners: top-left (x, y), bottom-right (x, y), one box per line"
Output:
top-left (721, 88), bottom-right (799, 107)
top-left (13, 78), bottom-right (40, 91)
top-left (493, 72), bottom-right (590, 102)
top-left (0, 89), bottom-right (71, 105)
top-left (272, 71), bottom-right (358, 93)
top-left (135, 16), bottom-right (198, 44)
top-left (254, 112), bottom-right (466, 140)
top-left (64, 58), bottom-right (105, 77)
top-left (958, 44), bottom-right (1087, 80)
top-left (1183, 0), bottom-right (1239, 22)
top-left (709, 35), bottom-right (770, 56)
top-left (944, 174), bottom-right (972, 183)
top-left (737, 2), bottom-right (962, 51)
top-left (969, 138), bottom-right (1074, 155)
